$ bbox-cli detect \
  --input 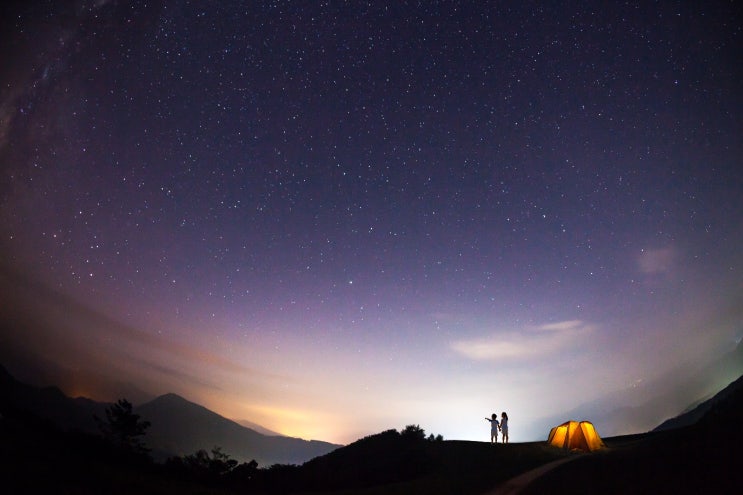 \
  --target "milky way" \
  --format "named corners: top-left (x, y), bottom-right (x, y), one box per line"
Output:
top-left (1, 1), bottom-right (741, 443)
